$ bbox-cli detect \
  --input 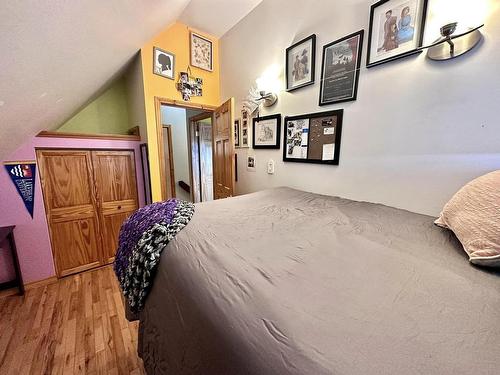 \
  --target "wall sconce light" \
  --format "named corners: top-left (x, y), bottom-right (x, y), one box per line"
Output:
top-left (421, 22), bottom-right (484, 61)
top-left (255, 91), bottom-right (278, 107)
